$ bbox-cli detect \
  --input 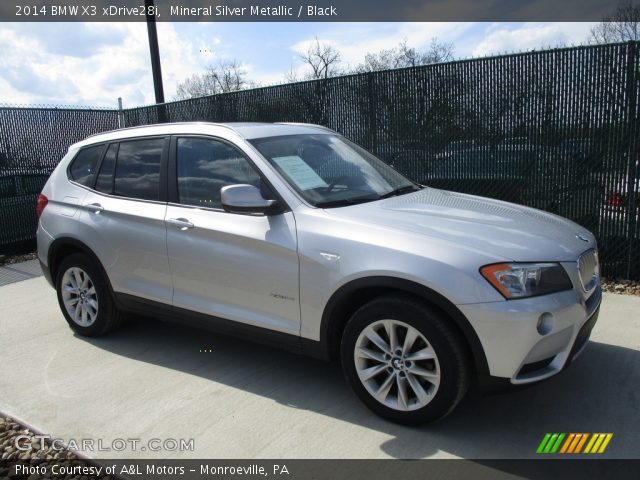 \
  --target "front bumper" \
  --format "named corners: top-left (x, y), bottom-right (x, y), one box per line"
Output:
top-left (459, 278), bottom-right (602, 385)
